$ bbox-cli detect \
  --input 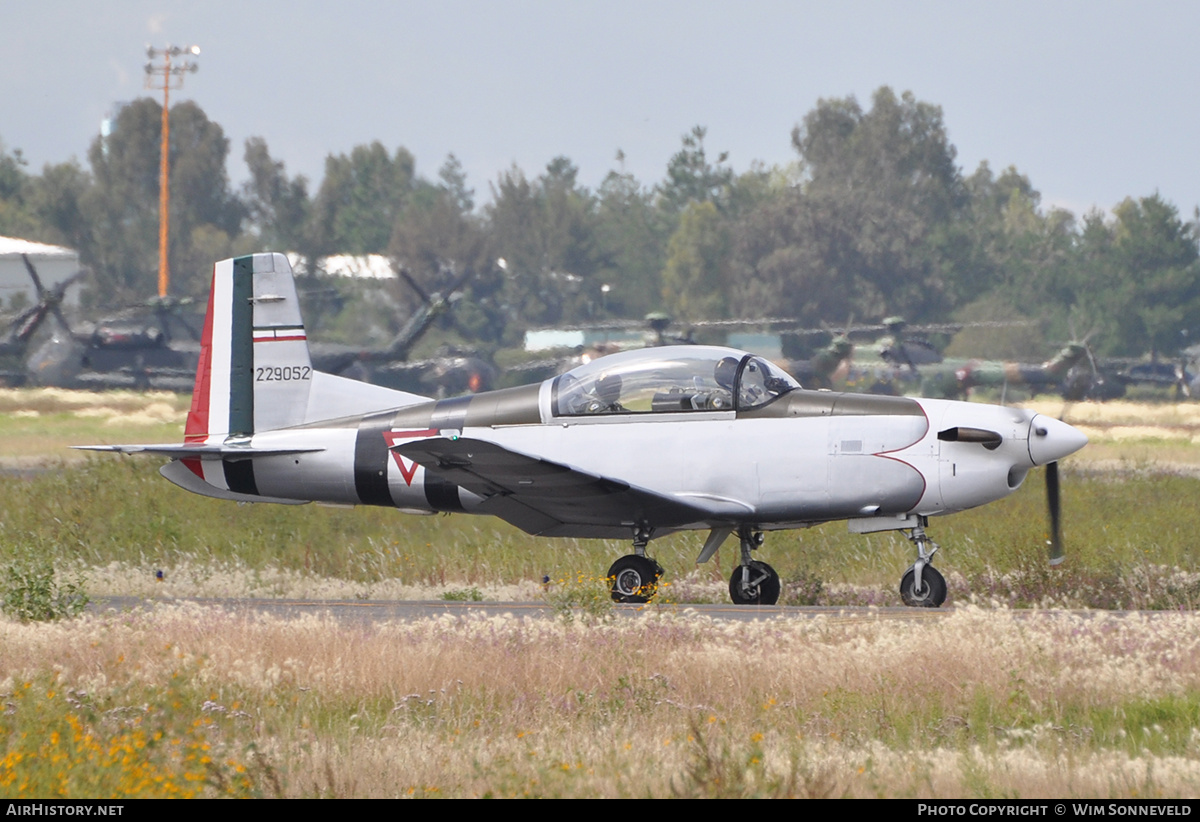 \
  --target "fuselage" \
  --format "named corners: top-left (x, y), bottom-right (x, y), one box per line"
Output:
top-left (174, 374), bottom-right (1085, 538)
